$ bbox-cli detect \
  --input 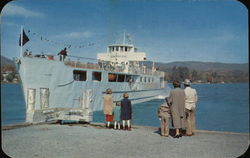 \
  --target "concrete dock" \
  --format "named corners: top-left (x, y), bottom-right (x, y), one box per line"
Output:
top-left (1, 123), bottom-right (249, 158)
